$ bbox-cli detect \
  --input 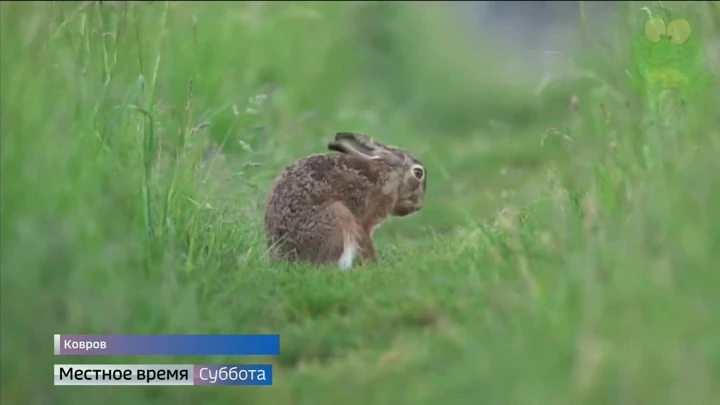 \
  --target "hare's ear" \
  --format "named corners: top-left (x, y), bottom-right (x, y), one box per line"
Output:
top-left (328, 132), bottom-right (381, 160)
